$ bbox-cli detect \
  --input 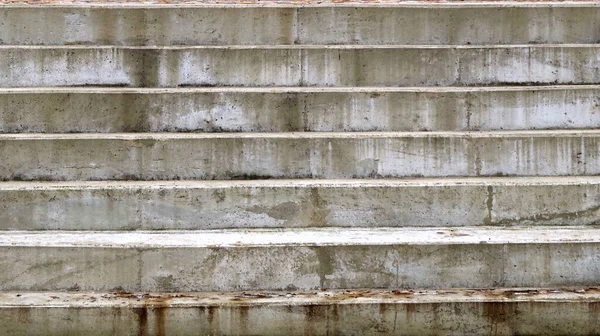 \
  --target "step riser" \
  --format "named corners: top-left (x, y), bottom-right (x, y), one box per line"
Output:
top-left (3, 88), bottom-right (600, 132)
top-left (2, 135), bottom-right (600, 180)
top-left (2, 7), bottom-right (599, 45)
top-left (2, 181), bottom-right (599, 230)
top-left (2, 243), bottom-right (599, 291)
top-left (1, 301), bottom-right (598, 336)
top-left (2, 47), bottom-right (598, 87)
